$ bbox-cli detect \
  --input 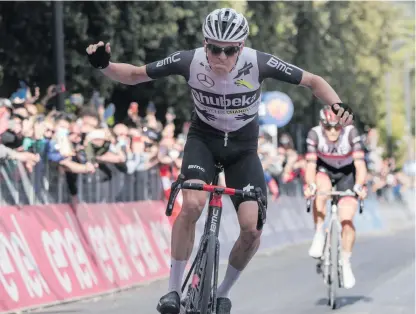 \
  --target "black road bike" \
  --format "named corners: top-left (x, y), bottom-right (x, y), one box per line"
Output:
top-left (165, 163), bottom-right (267, 314)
